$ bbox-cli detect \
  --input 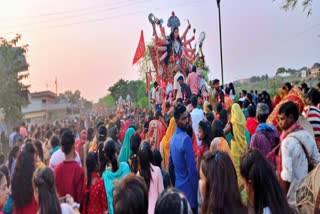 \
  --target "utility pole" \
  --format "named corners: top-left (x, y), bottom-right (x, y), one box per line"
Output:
top-left (217, 0), bottom-right (224, 85)
top-left (55, 77), bottom-right (58, 96)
